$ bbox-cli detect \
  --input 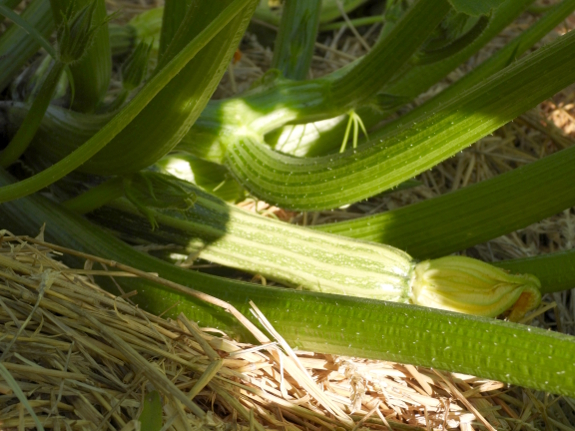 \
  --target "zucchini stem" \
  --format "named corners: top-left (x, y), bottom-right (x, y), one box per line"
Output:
top-left (0, 60), bottom-right (65, 167)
